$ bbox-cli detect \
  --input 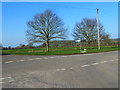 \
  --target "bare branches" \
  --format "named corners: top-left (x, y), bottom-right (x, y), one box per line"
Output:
top-left (73, 18), bottom-right (110, 45)
top-left (26, 9), bottom-right (66, 51)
